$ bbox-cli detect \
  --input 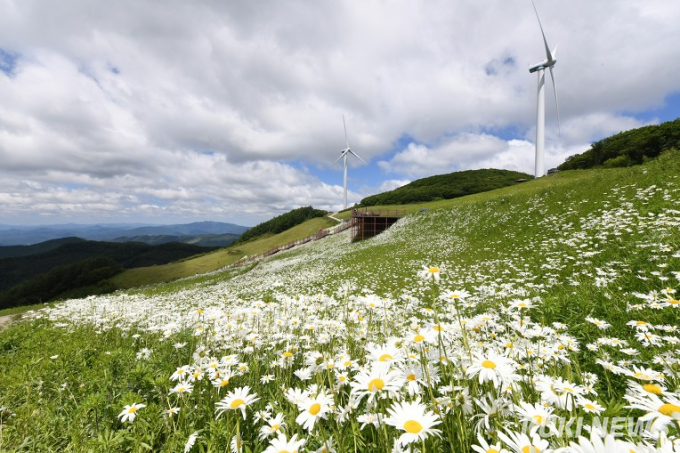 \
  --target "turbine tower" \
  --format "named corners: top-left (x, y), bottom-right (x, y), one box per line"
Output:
top-left (333, 115), bottom-right (366, 210)
top-left (529, 0), bottom-right (560, 178)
